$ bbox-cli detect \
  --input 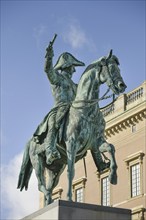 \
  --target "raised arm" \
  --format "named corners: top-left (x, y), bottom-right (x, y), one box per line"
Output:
top-left (44, 34), bottom-right (60, 85)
